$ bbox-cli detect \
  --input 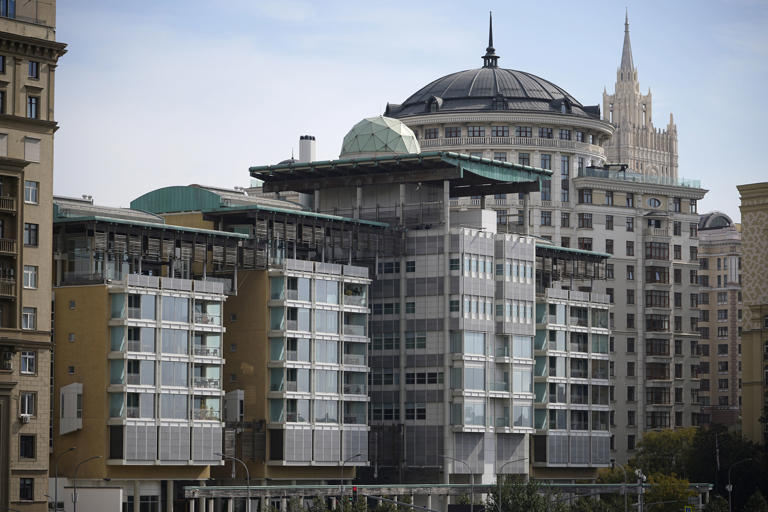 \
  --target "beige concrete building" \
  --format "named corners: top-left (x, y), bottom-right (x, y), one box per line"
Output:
top-left (0, 1), bottom-right (65, 510)
top-left (696, 212), bottom-right (742, 428)
top-left (602, 14), bottom-right (678, 181)
top-left (738, 182), bottom-right (768, 445)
